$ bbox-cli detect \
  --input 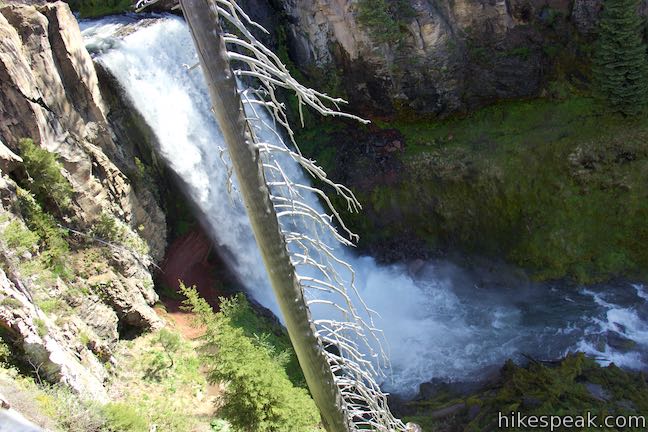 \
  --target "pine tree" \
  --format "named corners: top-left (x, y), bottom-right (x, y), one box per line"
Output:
top-left (593, 0), bottom-right (648, 116)
top-left (176, 0), bottom-right (411, 430)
